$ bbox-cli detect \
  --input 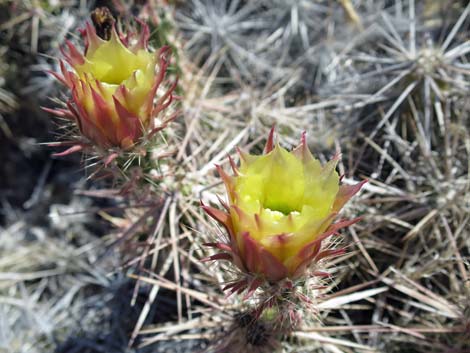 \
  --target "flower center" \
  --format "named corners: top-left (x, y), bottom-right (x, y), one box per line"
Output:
top-left (88, 55), bottom-right (142, 85)
top-left (262, 199), bottom-right (300, 216)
